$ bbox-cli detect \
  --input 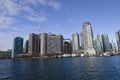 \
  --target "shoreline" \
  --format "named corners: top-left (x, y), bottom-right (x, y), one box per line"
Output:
top-left (0, 54), bottom-right (120, 60)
